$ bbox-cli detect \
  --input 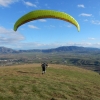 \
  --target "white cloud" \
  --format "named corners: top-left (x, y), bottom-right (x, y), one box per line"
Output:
top-left (79, 13), bottom-right (92, 17)
top-left (23, 1), bottom-right (37, 7)
top-left (60, 42), bottom-right (100, 48)
top-left (7, 42), bottom-right (68, 50)
top-left (38, 19), bottom-right (46, 22)
top-left (67, 24), bottom-right (72, 28)
top-left (0, 0), bottom-right (18, 7)
top-left (0, 27), bottom-right (100, 49)
top-left (91, 20), bottom-right (100, 25)
top-left (45, 3), bottom-right (50, 8)
top-left (0, 26), bottom-right (24, 44)
top-left (0, 34), bottom-right (100, 49)
top-left (50, 25), bottom-right (55, 28)
top-left (78, 4), bottom-right (85, 8)
top-left (14, 42), bottom-right (100, 50)
top-left (84, 19), bottom-right (88, 21)
top-left (35, 0), bottom-right (39, 4)
top-left (44, 25), bottom-right (55, 28)
top-left (88, 38), bottom-right (95, 40)
top-left (28, 25), bottom-right (40, 29)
